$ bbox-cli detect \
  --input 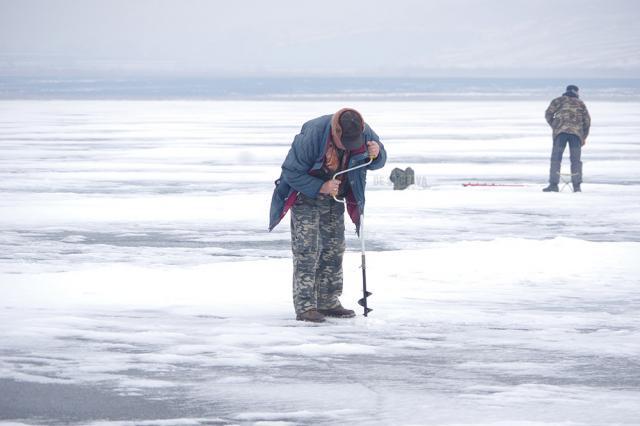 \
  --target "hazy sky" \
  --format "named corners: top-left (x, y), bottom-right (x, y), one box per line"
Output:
top-left (1, 0), bottom-right (639, 78)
